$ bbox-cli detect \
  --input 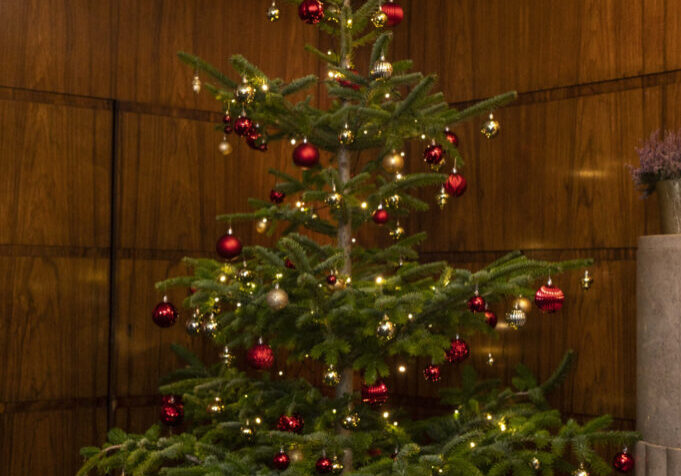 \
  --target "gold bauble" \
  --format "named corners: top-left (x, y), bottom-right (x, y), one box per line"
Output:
top-left (370, 57), bottom-right (393, 80)
top-left (207, 396), bottom-right (225, 415)
top-left (341, 412), bottom-right (360, 430)
top-left (255, 217), bottom-right (269, 234)
top-left (390, 225), bottom-right (405, 241)
top-left (581, 270), bottom-right (594, 290)
top-left (266, 2), bottom-right (280, 22)
top-left (481, 113), bottom-right (500, 138)
top-left (339, 125), bottom-right (355, 145)
top-left (289, 448), bottom-right (304, 462)
top-left (572, 464), bottom-right (589, 476)
top-left (218, 138), bottom-right (233, 156)
top-left (505, 308), bottom-right (527, 329)
top-left (203, 312), bottom-right (218, 336)
top-left (436, 186), bottom-right (449, 209)
top-left (331, 456), bottom-right (344, 474)
top-left (530, 456), bottom-right (541, 470)
top-left (387, 194), bottom-right (401, 208)
top-left (266, 286), bottom-right (289, 311)
top-left (382, 151), bottom-right (405, 173)
top-left (371, 10), bottom-right (388, 28)
top-left (376, 314), bottom-right (396, 340)
top-left (237, 267), bottom-right (254, 283)
top-left (219, 346), bottom-right (235, 366)
top-left (240, 423), bottom-right (256, 442)
top-left (511, 296), bottom-right (532, 314)
top-left (326, 192), bottom-right (343, 210)
top-left (323, 365), bottom-right (341, 386)
top-left (235, 79), bottom-right (256, 104)
top-left (325, 4), bottom-right (340, 22)
top-left (192, 74), bottom-right (201, 93)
